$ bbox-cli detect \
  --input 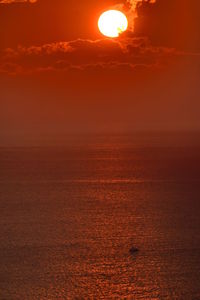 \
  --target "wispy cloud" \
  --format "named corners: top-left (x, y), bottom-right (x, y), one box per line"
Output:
top-left (127, 0), bottom-right (156, 11)
top-left (0, 0), bottom-right (36, 3)
top-left (126, 0), bottom-right (156, 30)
